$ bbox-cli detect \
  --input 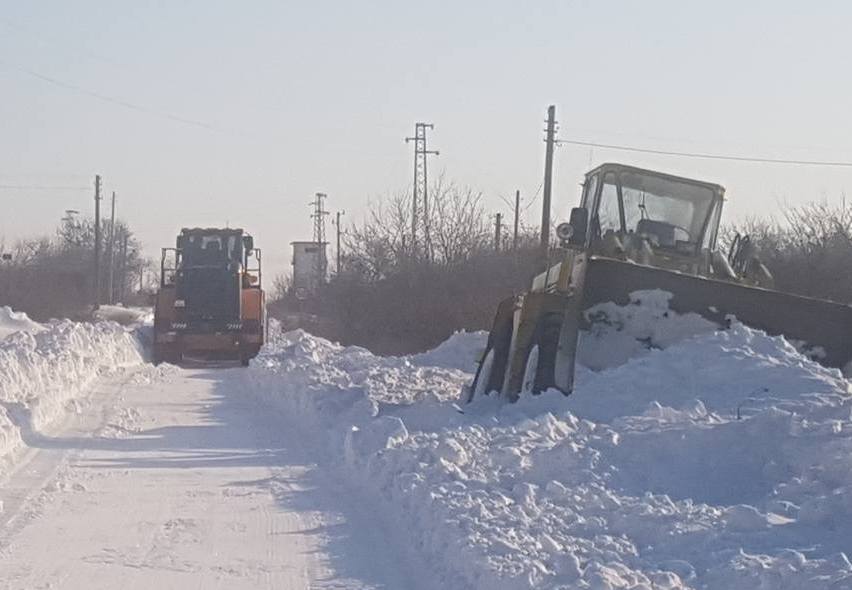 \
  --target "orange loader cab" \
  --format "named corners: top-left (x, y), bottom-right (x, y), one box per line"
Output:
top-left (153, 228), bottom-right (266, 366)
